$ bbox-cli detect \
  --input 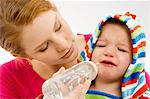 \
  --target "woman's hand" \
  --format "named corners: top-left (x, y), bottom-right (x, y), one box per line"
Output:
top-left (55, 67), bottom-right (91, 99)
top-left (64, 79), bottom-right (91, 99)
top-left (44, 67), bottom-right (91, 99)
top-left (52, 67), bottom-right (66, 77)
